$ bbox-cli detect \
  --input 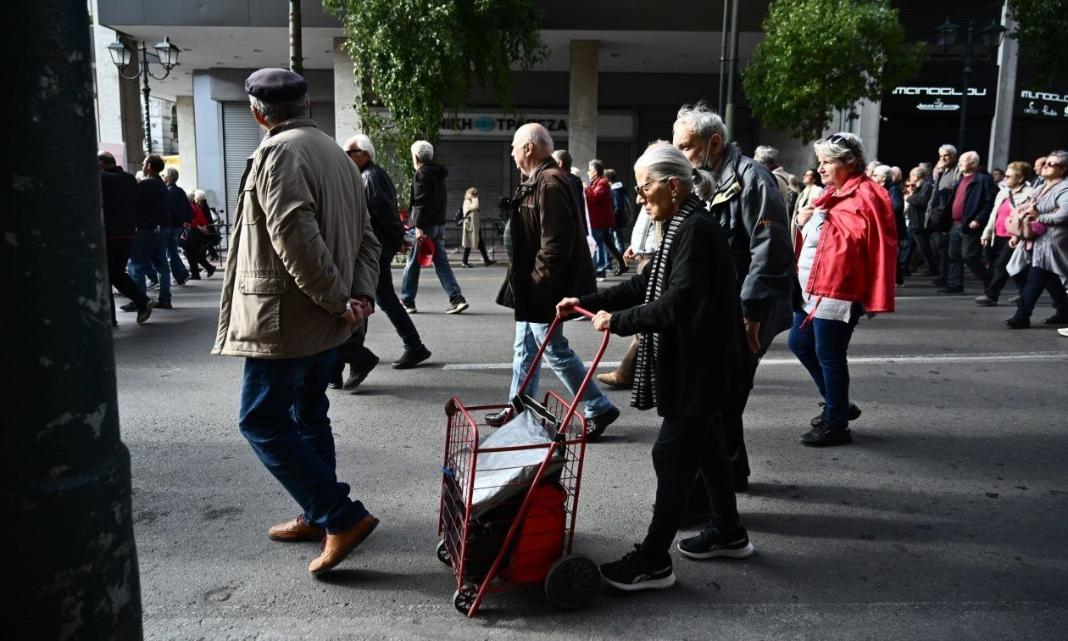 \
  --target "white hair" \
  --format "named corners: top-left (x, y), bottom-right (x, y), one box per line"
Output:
top-left (938, 144), bottom-right (958, 158)
top-left (516, 124), bottom-right (554, 153)
top-left (634, 141), bottom-right (714, 199)
top-left (163, 167), bottom-right (179, 182)
top-left (960, 150), bottom-right (980, 166)
top-left (344, 133), bottom-right (376, 161)
top-left (194, 189), bottom-right (207, 201)
top-left (753, 145), bottom-right (779, 167)
top-left (248, 94), bottom-right (308, 124)
top-left (673, 103), bottom-right (726, 143)
top-left (1047, 150), bottom-right (1068, 169)
top-left (872, 164), bottom-right (891, 181)
top-left (410, 140), bottom-right (434, 162)
top-left (813, 133), bottom-right (866, 172)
